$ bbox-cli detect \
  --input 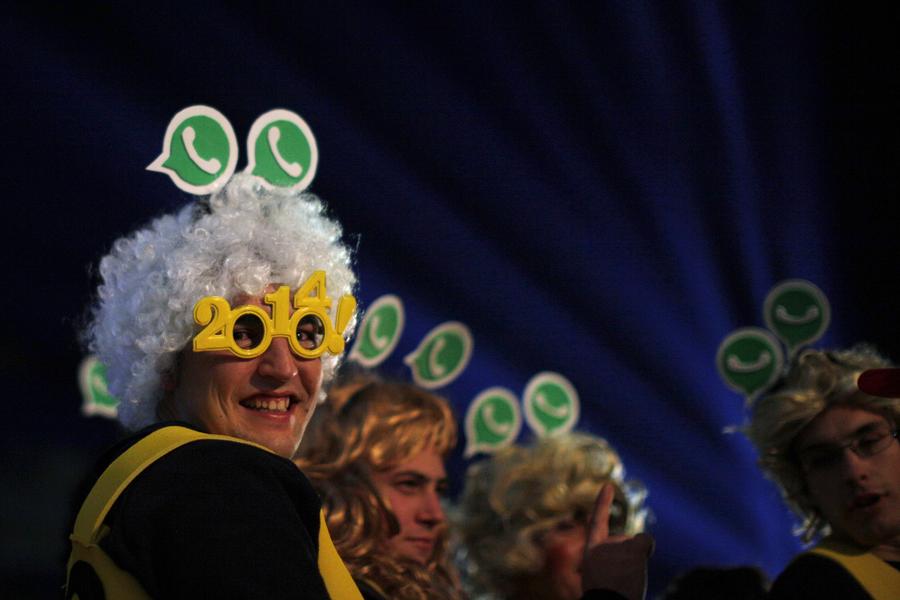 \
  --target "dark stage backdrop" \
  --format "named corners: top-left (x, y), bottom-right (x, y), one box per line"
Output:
top-left (2, 3), bottom-right (898, 597)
